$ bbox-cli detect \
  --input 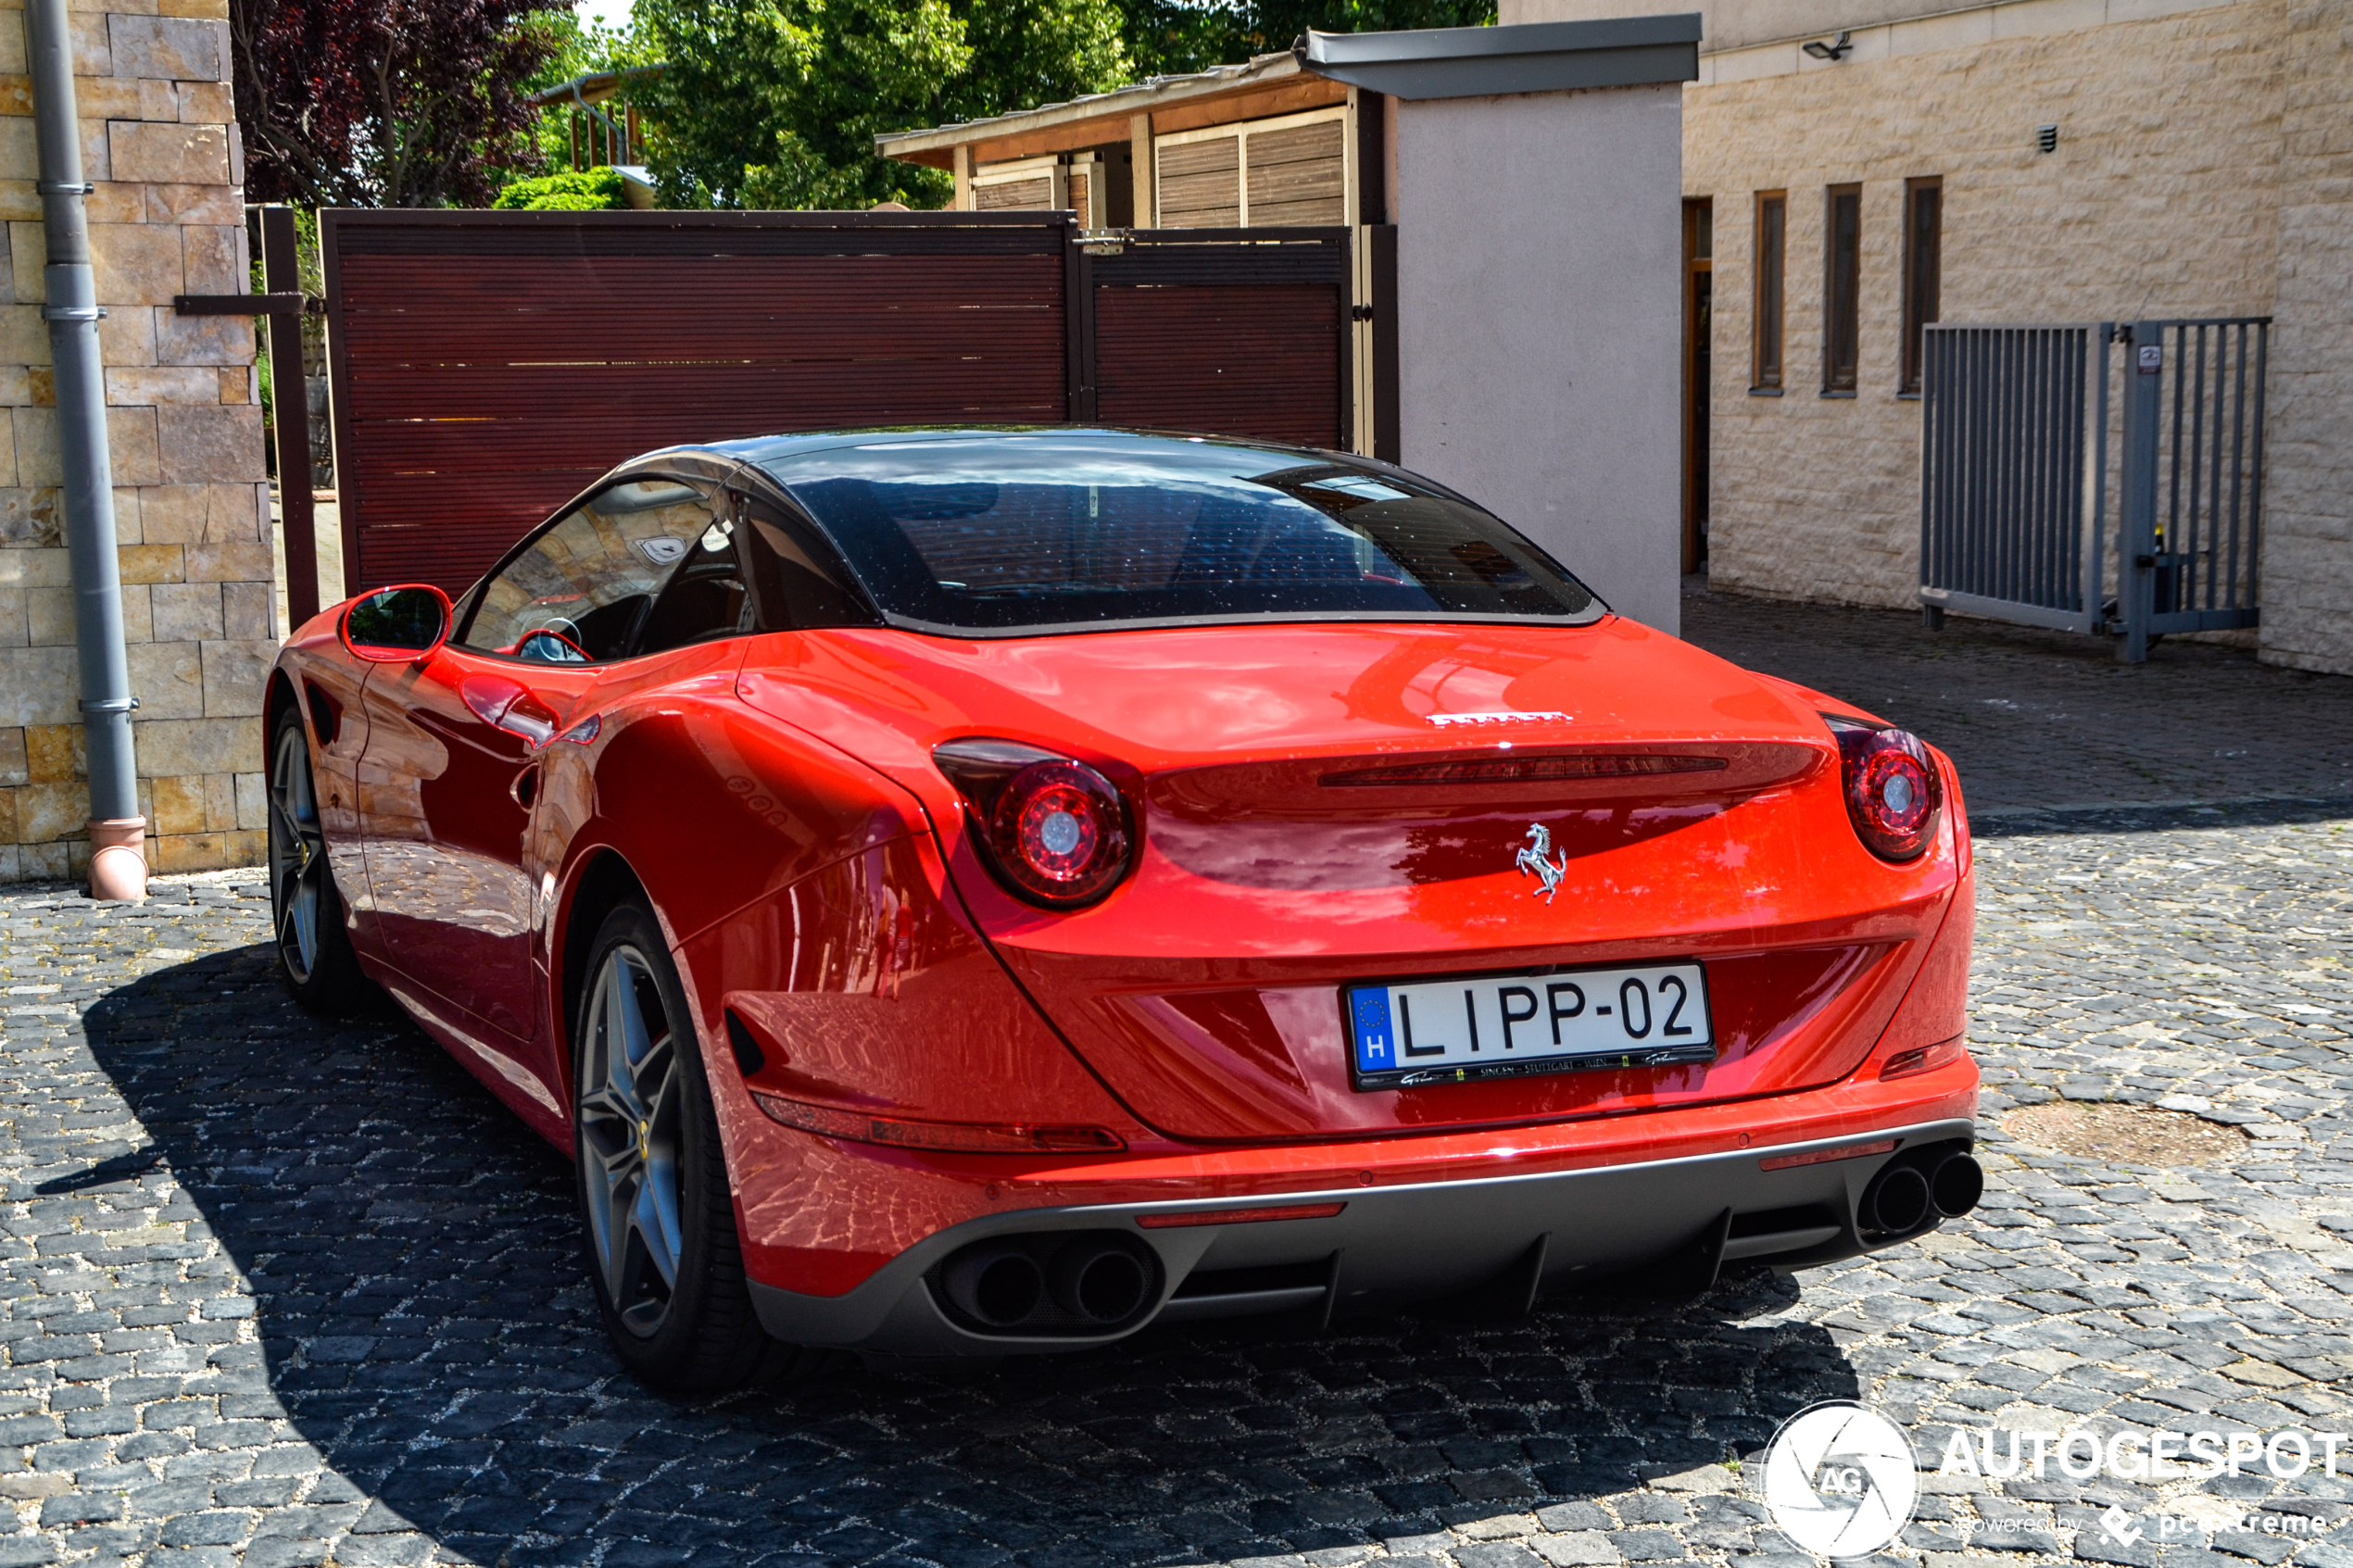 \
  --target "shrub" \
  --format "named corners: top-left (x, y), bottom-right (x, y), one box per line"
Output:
top-left (493, 166), bottom-right (633, 210)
